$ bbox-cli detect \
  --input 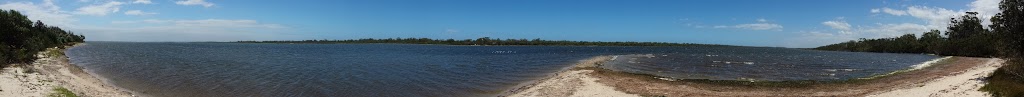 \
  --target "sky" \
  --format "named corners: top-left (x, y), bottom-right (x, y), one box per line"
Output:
top-left (0, 0), bottom-right (1004, 48)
